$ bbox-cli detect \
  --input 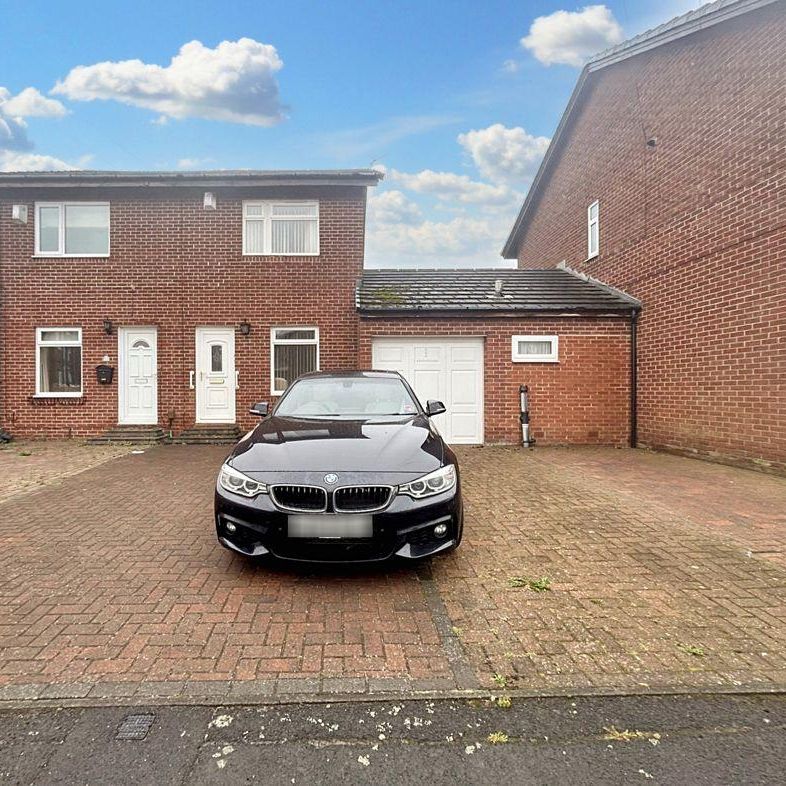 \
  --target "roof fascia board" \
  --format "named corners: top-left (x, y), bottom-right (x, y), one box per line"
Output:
top-left (0, 175), bottom-right (380, 189)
